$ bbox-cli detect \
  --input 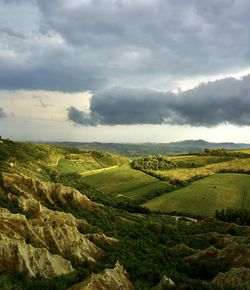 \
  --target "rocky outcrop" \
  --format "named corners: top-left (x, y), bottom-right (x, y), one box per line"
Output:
top-left (185, 241), bottom-right (250, 268)
top-left (219, 241), bottom-right (250, 268)
top-left (212, 267), bottom-right (250, 290)
top-left (194, 231), bottom-right (245, 245)
top-left (185, 246), bottom-right (220, 261)
top-left (199, 217), bottom-right (250, 235)
top-left (0, 233), bottom-right (74, 278)
top-left (67, 261), bottom-right (134, 290)
top-left (2, 172), bottom-right (98, 209)
top-left (0, 171), bottom-right (119, 278)
top-left (0, 208), bottom-right (104, 266)
top-left (170, 243), bottom-right (196, 255)
top-left (84, 233), bottom-right (119, 245)
top-left (156, 275), bottom-right (175, 289)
